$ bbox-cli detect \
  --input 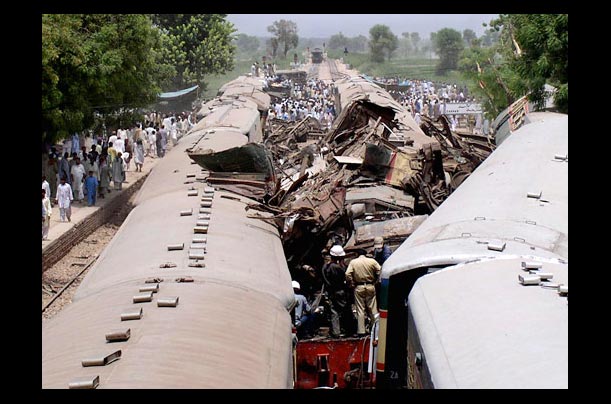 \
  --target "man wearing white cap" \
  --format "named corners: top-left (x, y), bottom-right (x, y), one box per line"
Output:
top-left (292, 281), bottom-right (312, 339)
